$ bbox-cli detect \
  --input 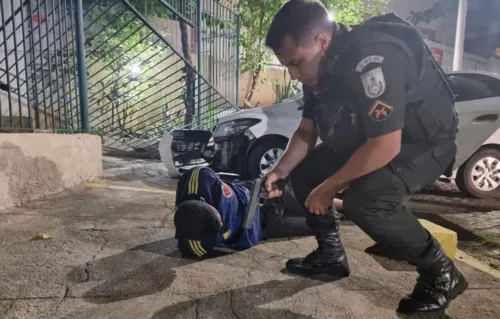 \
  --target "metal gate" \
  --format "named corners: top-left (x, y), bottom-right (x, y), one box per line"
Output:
top-left (0, 0), bottom-right (88, 132)
top-left (83, 0), bottom-right (240, 158)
